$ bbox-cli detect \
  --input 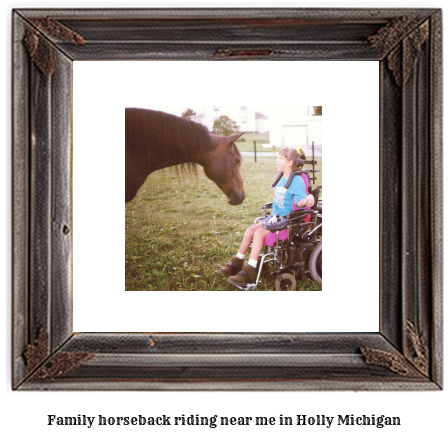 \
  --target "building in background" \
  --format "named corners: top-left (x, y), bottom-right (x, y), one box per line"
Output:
top-left (267, 107), bottom-right (322, 157)
top-left (188, 106), bottom-right (322, 156)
